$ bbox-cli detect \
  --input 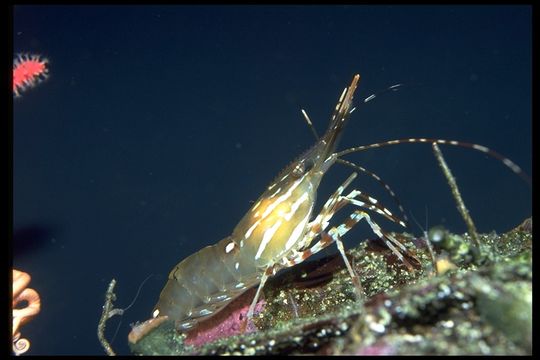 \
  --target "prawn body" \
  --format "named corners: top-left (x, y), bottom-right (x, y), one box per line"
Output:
top-left (152, 73), bottom-right (529, 332)
top-left (154, 75), bottom-right (361, 330)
